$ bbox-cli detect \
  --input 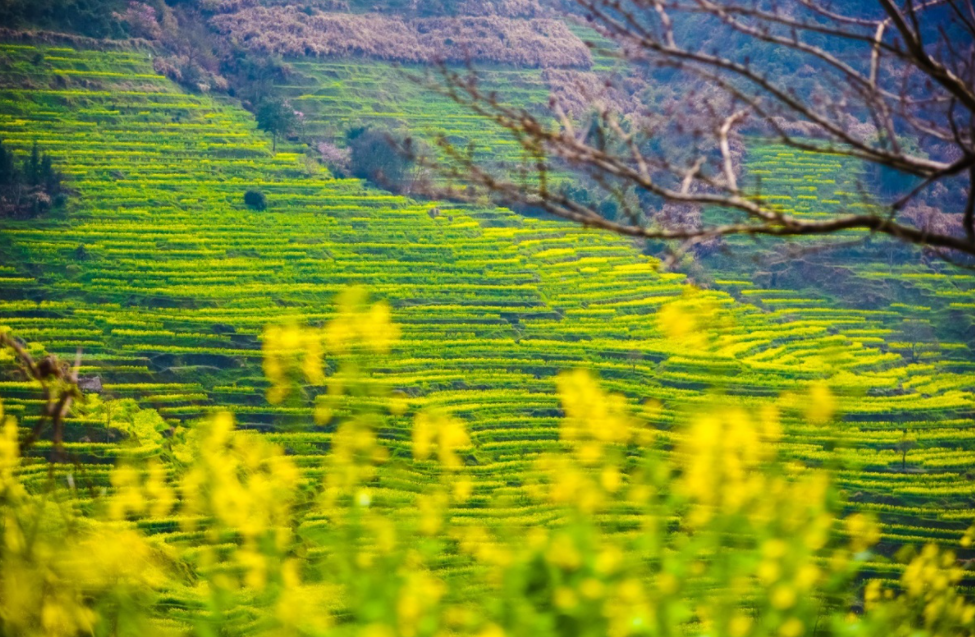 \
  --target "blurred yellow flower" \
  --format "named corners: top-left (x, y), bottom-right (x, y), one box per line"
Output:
top-left (412, 411), bottom-right (471, 471)
top-left (806, 382), bottom-right (836, 425)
